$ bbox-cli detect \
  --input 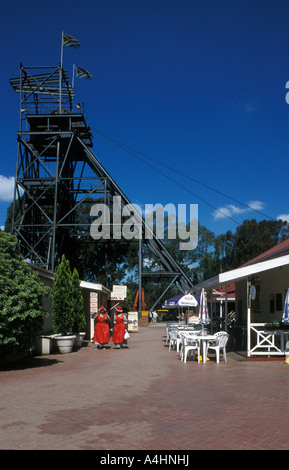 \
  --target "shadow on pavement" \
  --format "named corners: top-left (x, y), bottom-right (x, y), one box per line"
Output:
top-left (0, 356), bottom-right (63, 371)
